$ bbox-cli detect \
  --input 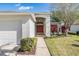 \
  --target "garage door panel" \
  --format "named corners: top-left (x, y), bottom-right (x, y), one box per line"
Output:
top-left (0, 31), bottom-right (17, 45)
top-left (0, 20), bottom-right (21, 45)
